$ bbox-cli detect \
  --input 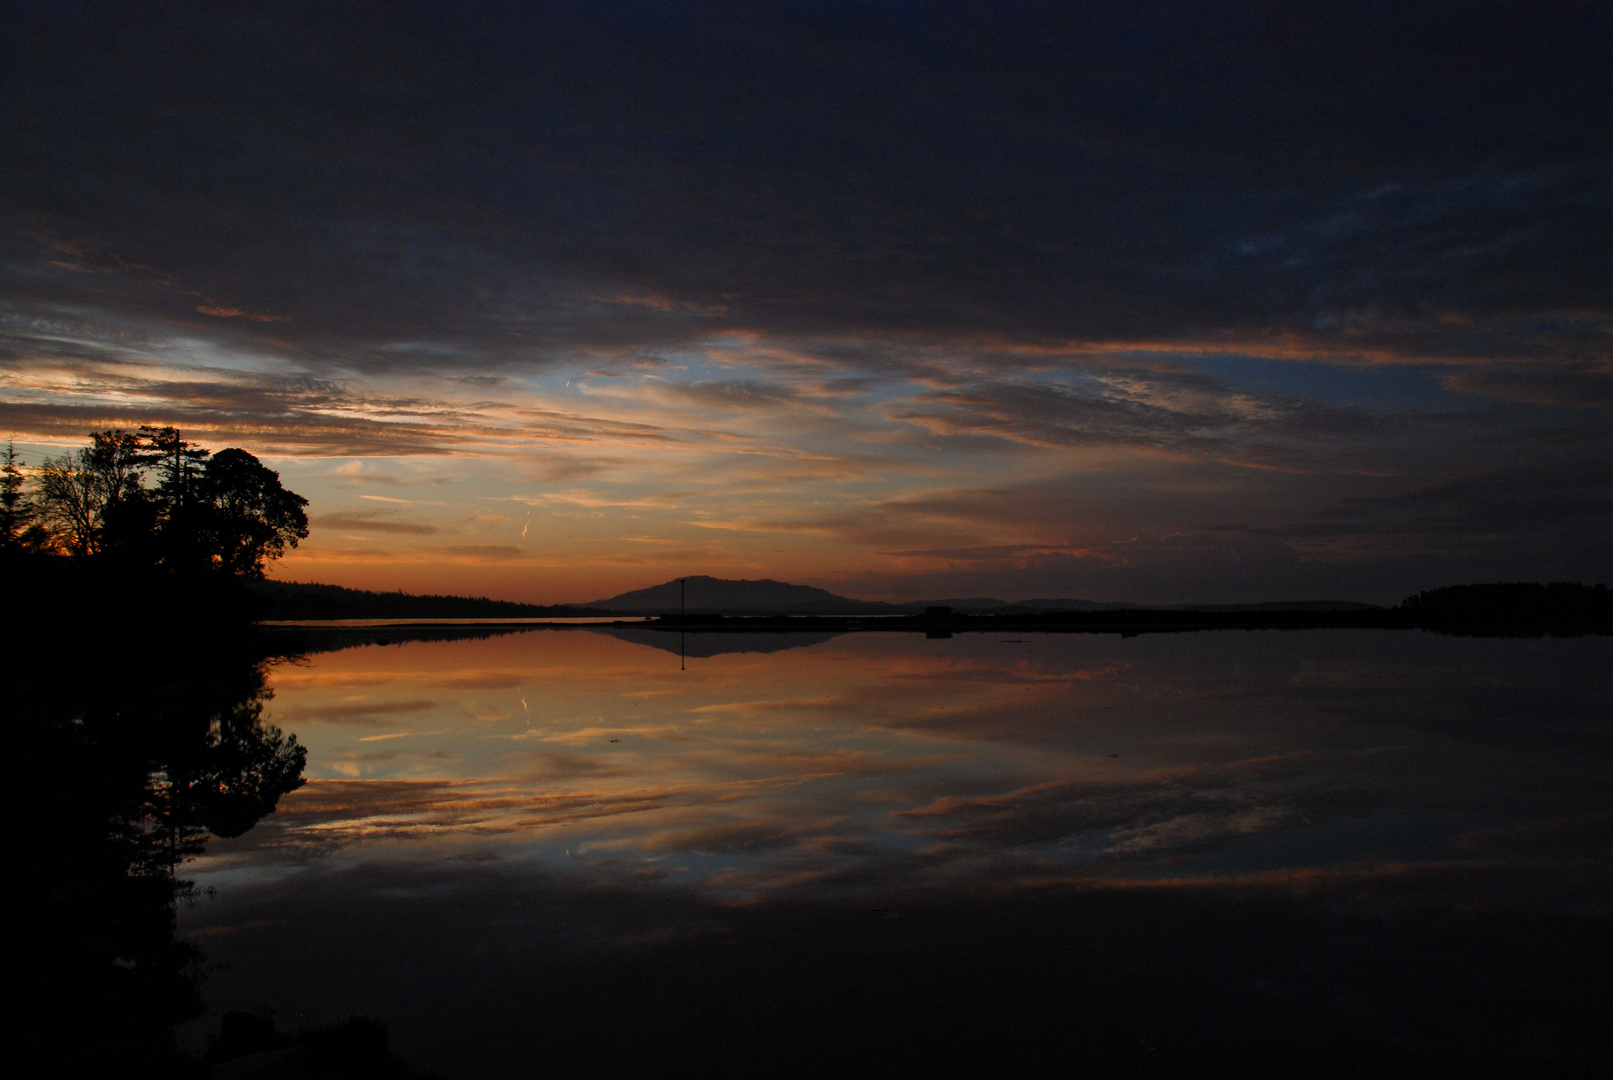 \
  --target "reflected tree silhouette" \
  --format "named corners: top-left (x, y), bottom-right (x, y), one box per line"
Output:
top-left (11, 601), bottom-right (305, 1072)
top-left (141, 679), bottom-right (307, 871)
